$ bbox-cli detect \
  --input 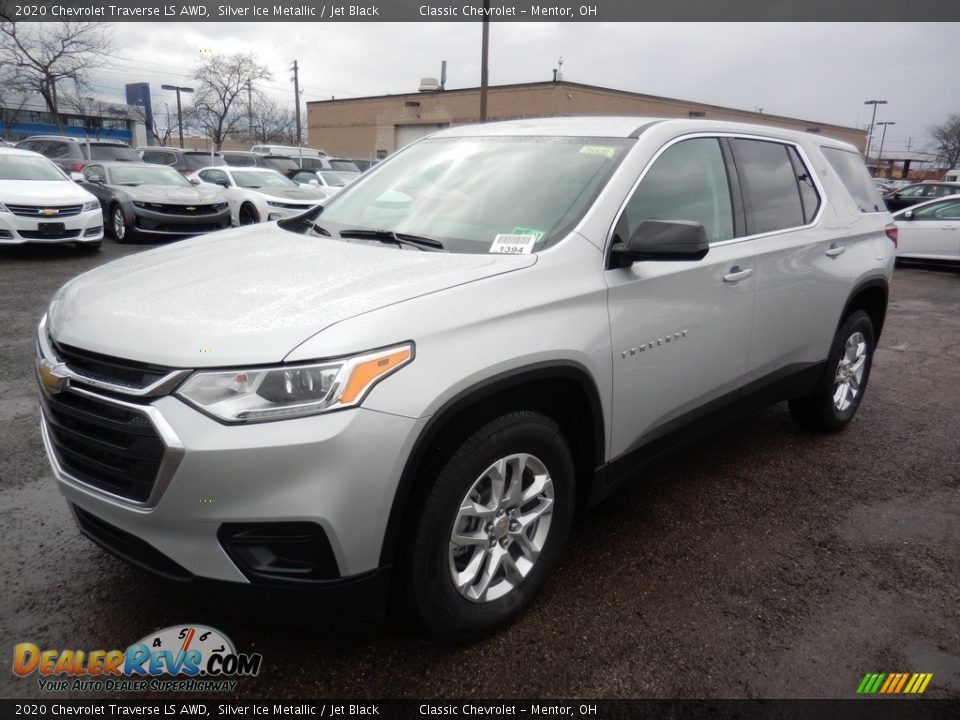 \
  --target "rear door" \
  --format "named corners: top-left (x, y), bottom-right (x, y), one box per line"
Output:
top-left (605, 136), bottom-right (757, 460)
